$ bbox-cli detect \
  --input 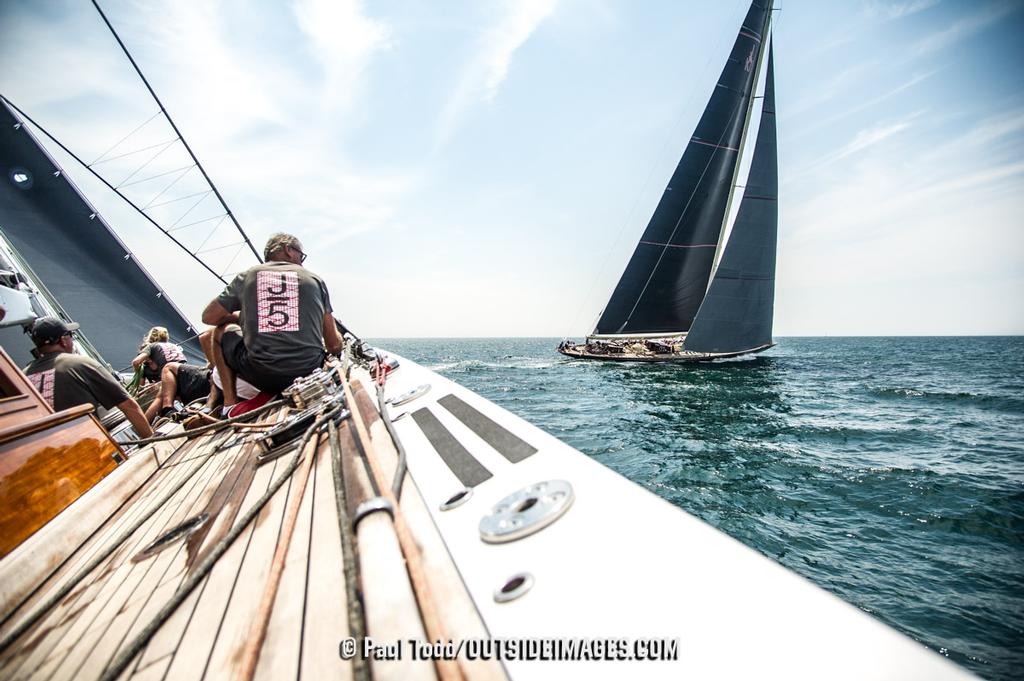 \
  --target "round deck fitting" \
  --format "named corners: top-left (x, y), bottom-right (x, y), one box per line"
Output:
top-left (389, 384), bottom-right (430, 407)
top-left (439, 487), bottom-right (473, 511)
top-left (494, 572), bottom-right (534, 603)
top-left (133, 513), bottom-right (209, 562)
top-left (479, 480), bottom-right (574, 543)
